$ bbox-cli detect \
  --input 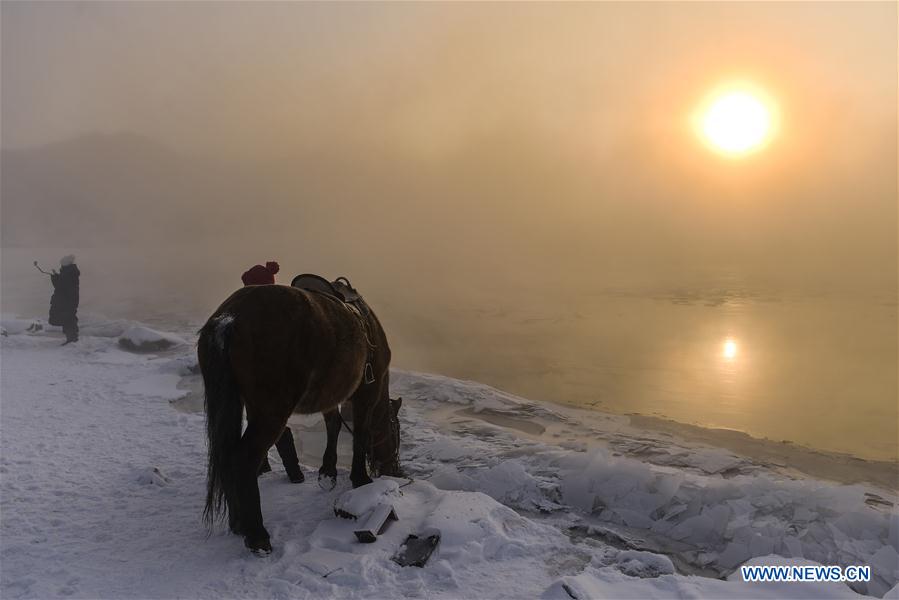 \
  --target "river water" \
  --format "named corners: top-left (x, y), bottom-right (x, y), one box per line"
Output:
top-left (390, 284), bottom-right (897, 463)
